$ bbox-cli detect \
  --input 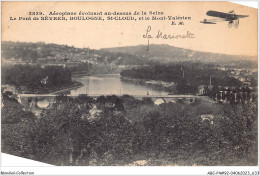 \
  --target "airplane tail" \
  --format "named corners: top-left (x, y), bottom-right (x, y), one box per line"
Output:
top-left (200, 19), bottom-right (216, 24)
